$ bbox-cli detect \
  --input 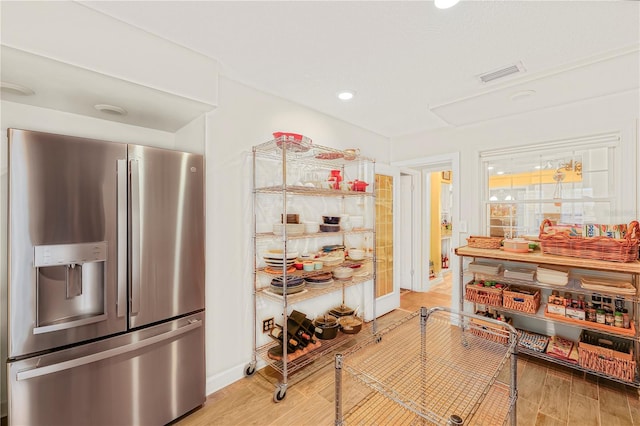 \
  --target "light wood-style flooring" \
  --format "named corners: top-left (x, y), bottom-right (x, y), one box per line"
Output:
top-left (178, 274), bottom-right (640, 425)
